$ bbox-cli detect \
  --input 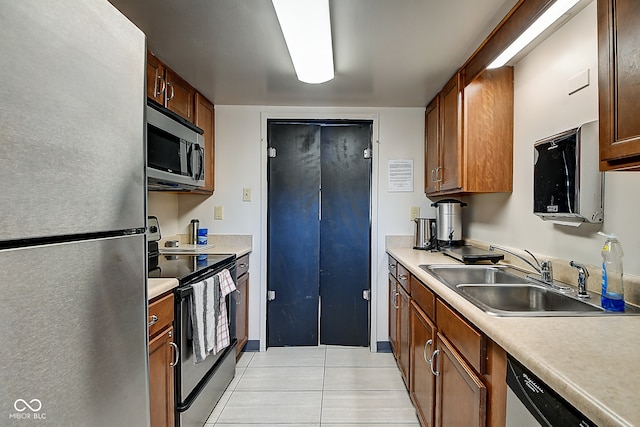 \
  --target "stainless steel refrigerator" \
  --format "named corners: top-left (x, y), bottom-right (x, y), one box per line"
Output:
top-left (0, 1), bottom-right (149, 425)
